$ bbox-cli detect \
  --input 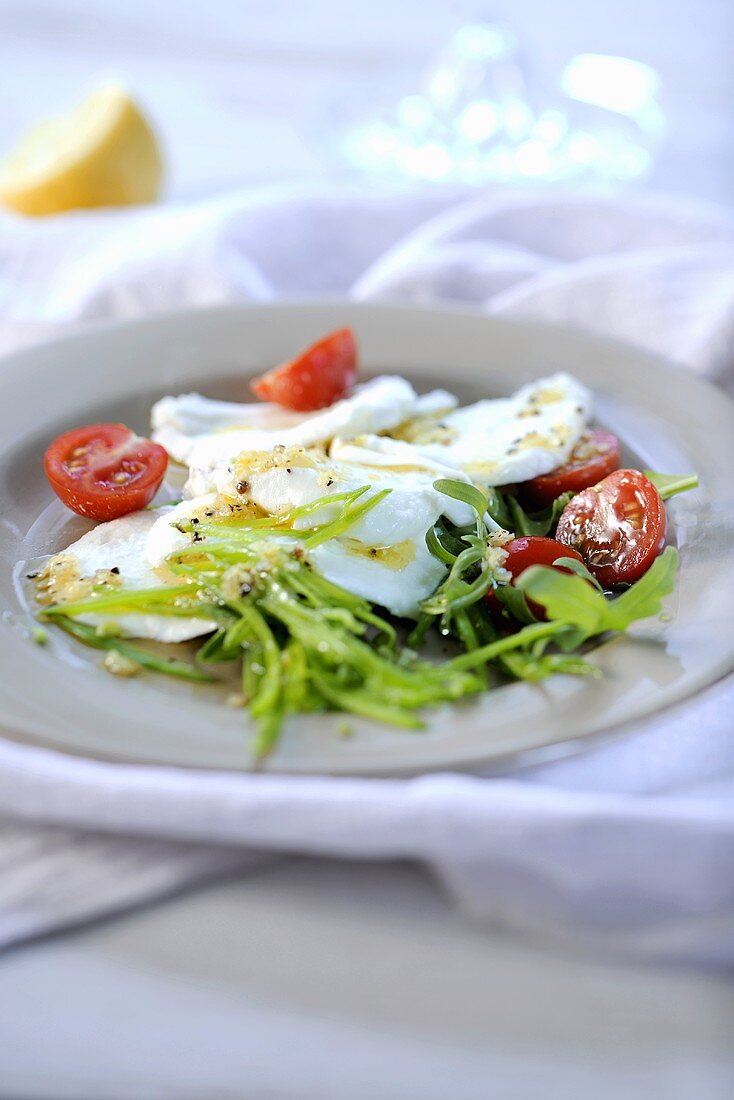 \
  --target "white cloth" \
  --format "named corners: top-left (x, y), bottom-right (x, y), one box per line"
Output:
top-left (2, 185), bottom-right (734, 963)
